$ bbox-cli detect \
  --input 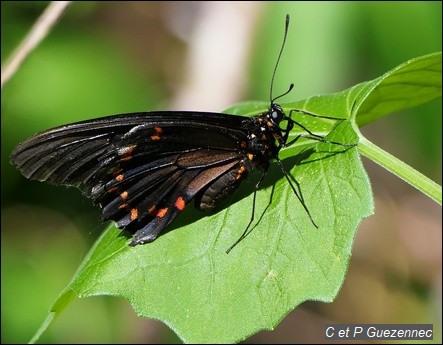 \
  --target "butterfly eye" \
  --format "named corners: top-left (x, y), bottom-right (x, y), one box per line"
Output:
top-left (269, 104), bottom-right (284, 125)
